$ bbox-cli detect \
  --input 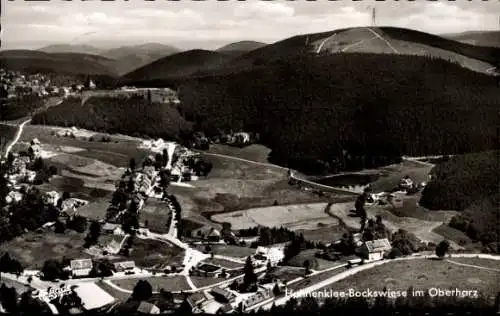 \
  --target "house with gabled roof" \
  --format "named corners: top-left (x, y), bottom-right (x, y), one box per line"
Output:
top-left (70, 259), bottom-right (93, 277)
top-left (137, 301), bottom-right (160, 314)
top-left (113, 261), bottom-right (135, 272)
top-left (187, 291), bottom-right (209, 311)
top-left (358, 238), bottom-right (391, 261)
